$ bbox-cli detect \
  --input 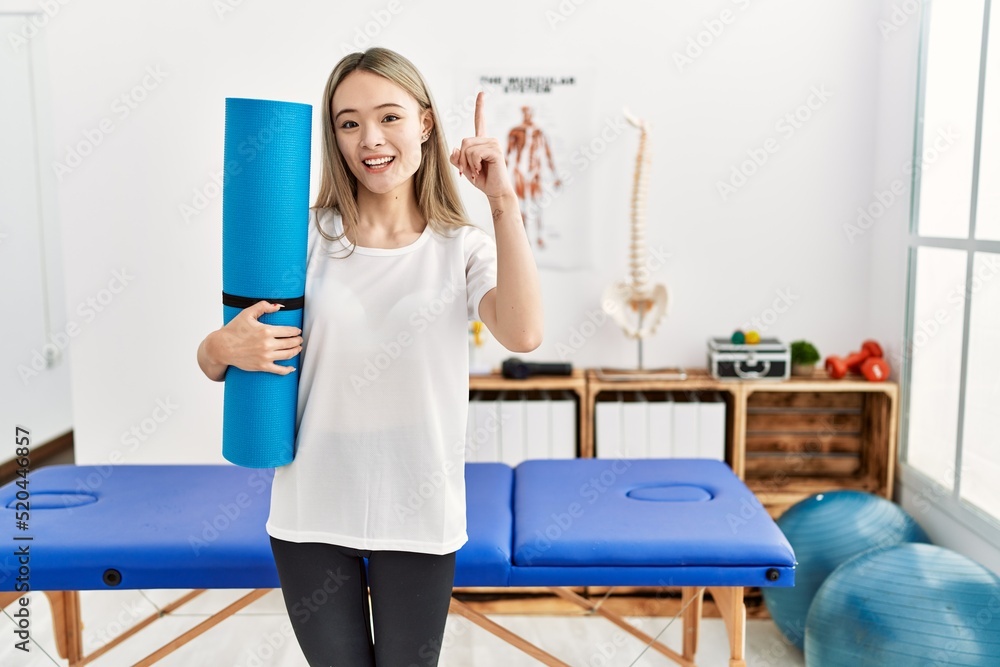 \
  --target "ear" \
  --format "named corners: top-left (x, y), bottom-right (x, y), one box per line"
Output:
top-left (421, 108), bottom-right (434, 137)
